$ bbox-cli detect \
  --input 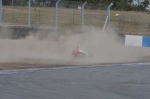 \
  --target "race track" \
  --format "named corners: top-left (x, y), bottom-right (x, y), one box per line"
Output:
top-left (0, 63), bottom-right (150, 99)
